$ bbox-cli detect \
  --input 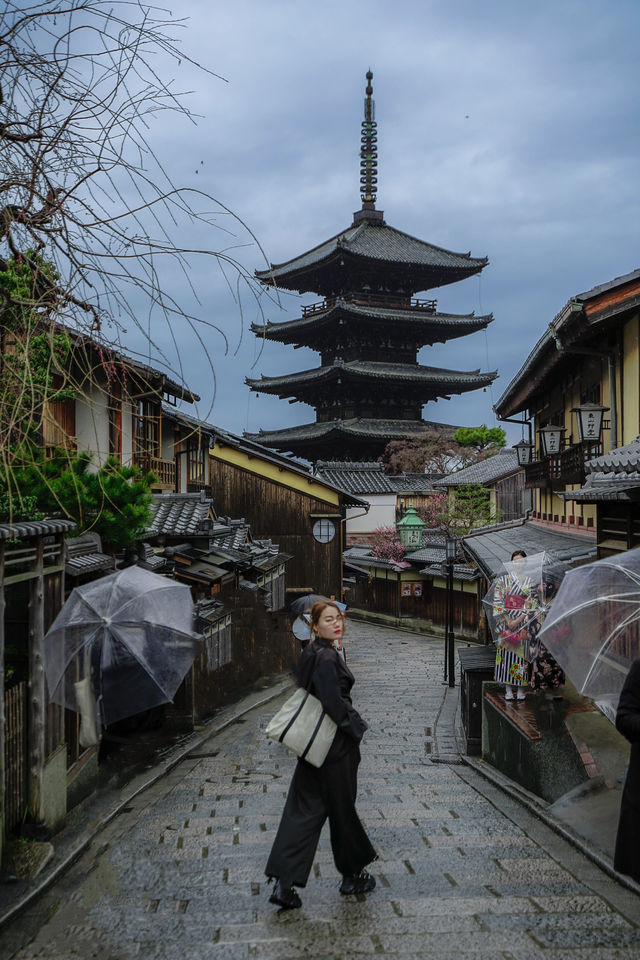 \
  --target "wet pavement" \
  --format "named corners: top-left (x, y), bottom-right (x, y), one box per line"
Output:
top-left (3, 621), bottom-right (640, 959)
